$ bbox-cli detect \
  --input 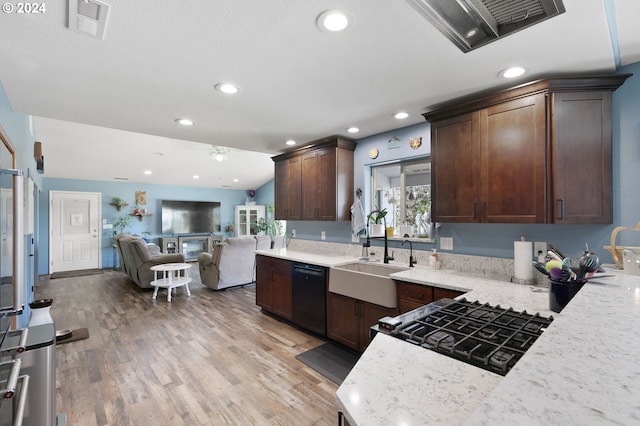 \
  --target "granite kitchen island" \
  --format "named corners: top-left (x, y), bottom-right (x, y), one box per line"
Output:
top-left (337, 265), bottom-right (640, 426)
